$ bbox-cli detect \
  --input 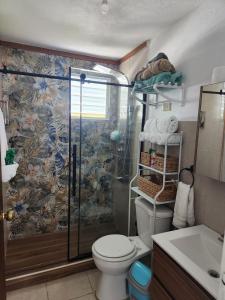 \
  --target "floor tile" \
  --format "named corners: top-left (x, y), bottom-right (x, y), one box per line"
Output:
top-left (86, 269), bottom-right (100, 291)
top-left (46, 272), bottom-right (92, 300)
top-left (7, 284), bottom-right (48, 300)
top-left (72, 293), bottom-right (96, 300)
